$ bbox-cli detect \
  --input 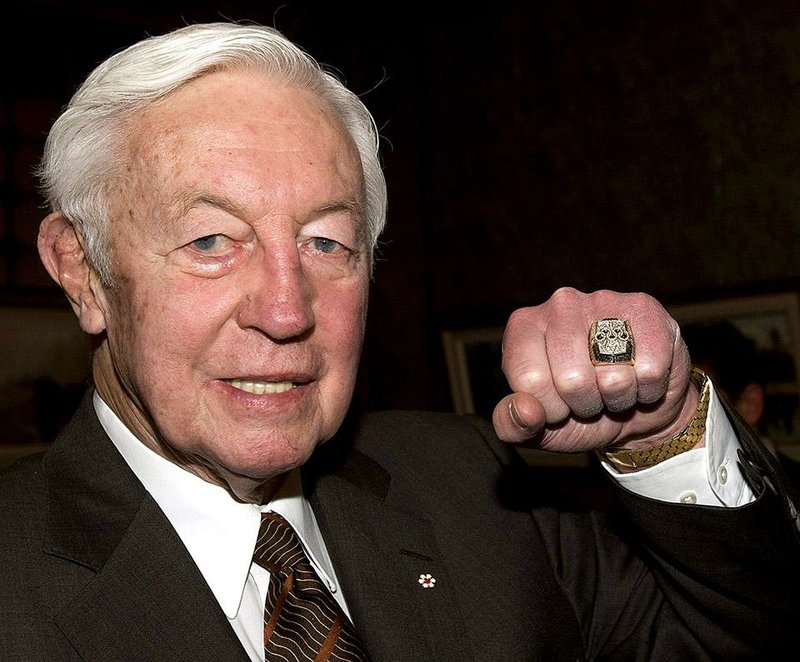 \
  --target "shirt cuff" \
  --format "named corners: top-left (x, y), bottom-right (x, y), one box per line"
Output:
top-left (600, 379), bottom-right (755, 506)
